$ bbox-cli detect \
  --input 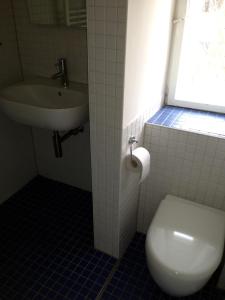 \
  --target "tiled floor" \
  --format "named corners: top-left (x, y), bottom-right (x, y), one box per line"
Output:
top-left (0, 177), bottom-right (115, 300)
top-left (0, 177), bottom-right (225, 300)
top-left (103, 234), bottom-right (225, 300)
top-left (148, 105), bottom-right (225, 136)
